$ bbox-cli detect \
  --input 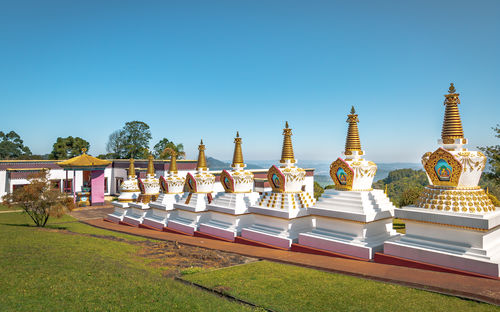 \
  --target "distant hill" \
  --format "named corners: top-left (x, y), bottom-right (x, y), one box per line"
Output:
top-left (206, 157), bottom-right (264, 171)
